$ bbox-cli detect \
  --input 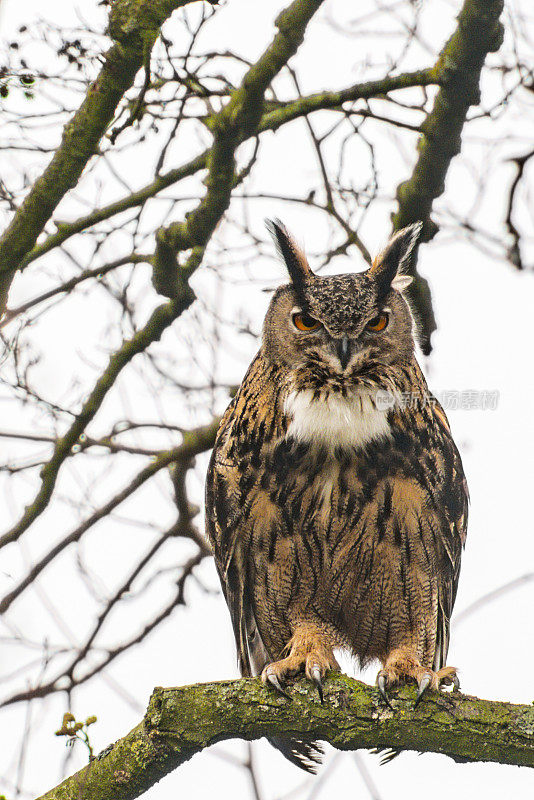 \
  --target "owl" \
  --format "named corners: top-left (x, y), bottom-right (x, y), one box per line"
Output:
top-left (206, 220), bottom-right (468, 772)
